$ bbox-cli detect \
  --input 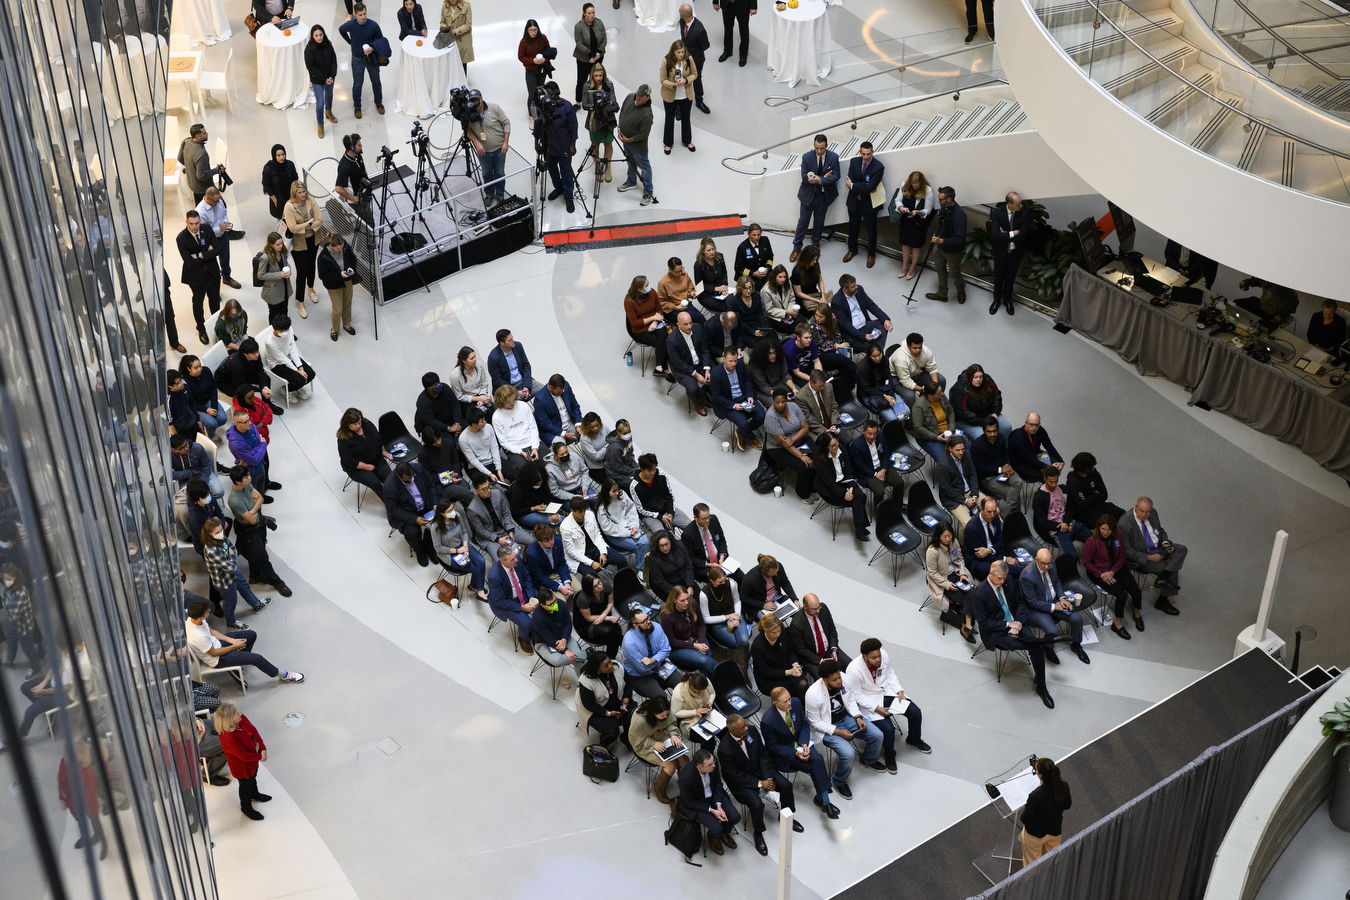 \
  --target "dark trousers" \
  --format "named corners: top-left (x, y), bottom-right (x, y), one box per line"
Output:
top-left (767, 447), bottom-right (815, 498)
top-left (587, 707), bottom-right (633, 747)
top-left (292, 245), bottom-right (318, 292)
top-left (164, 289), bottom-right (181, 346)
top-left (216, 629), bottom-right (280, 678)
top-left (990, 633), bottom-right (1046, 686)
top-left (1234, 297), bottom-right (1281, 326)
top-left (663, 98), bottom-right (692, 148)
top-left (237, 775), bottom-right (265, 811)
top-left (581, 620), bottom-right (623, 658)
top-left (757, 672), bottom-right (811, 702)
top-left (4, 626), bottom-right (43, 669)
top-left (18, 675), bottom-right (58, 737)
top-left (714, 402), bottom-right (766, 439)
top-left (215, 234), bottom-right (233, 279)
top-left (847, 204), bottom-right (879, 255)
top-left (351, 56), bottom-right (384, 110)
top-left (674, 371), bottom-right (707, 405)
top-left (879, 699), bottom-right (923, 752)
top-left (235, 524), bottom-right (280, 585)
top-left (691, 802), bottom-right (742, 837)
top-left (271, 362), bottom-right (315, 392)
top-left (627, 667), bottom-right (682, 698)
top-left (1023, 608), bottom-right (1084, 646)
top-left (794, 195), bottom-right (831, 251)
top-left (396, 522), bottom-right (432, 558)
top-left (189, 277), bottom-right (222, 328)
top-left (347, 461), bottom-right (394, 495)
top-left (727, 772), bottom-right (794, 832)
top-left (1132, 542), bottom-right (1188, 592)
top-left (1092, 571), bottom-right (1143, 618)
top-left (575, 58), bottom-right (599, 102)
top-left (778, 747), bottom-right (832, 800)
top-left (721, 2), bottom-right (751, 59)
top-left (690, 53), bottom-right (706, 103)
top-left (629, 328), bottom-right (670, 370)
top-left (547, 153), bottom-right (575, 199)
top-left (966, 0), bottom-right (994, 29)
top-left (992, 249), bottom-right (1024, 306)
top-left (525, 69), bottom-right (545, 117)
top-left (819, 350), bottom-right (857, 400)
